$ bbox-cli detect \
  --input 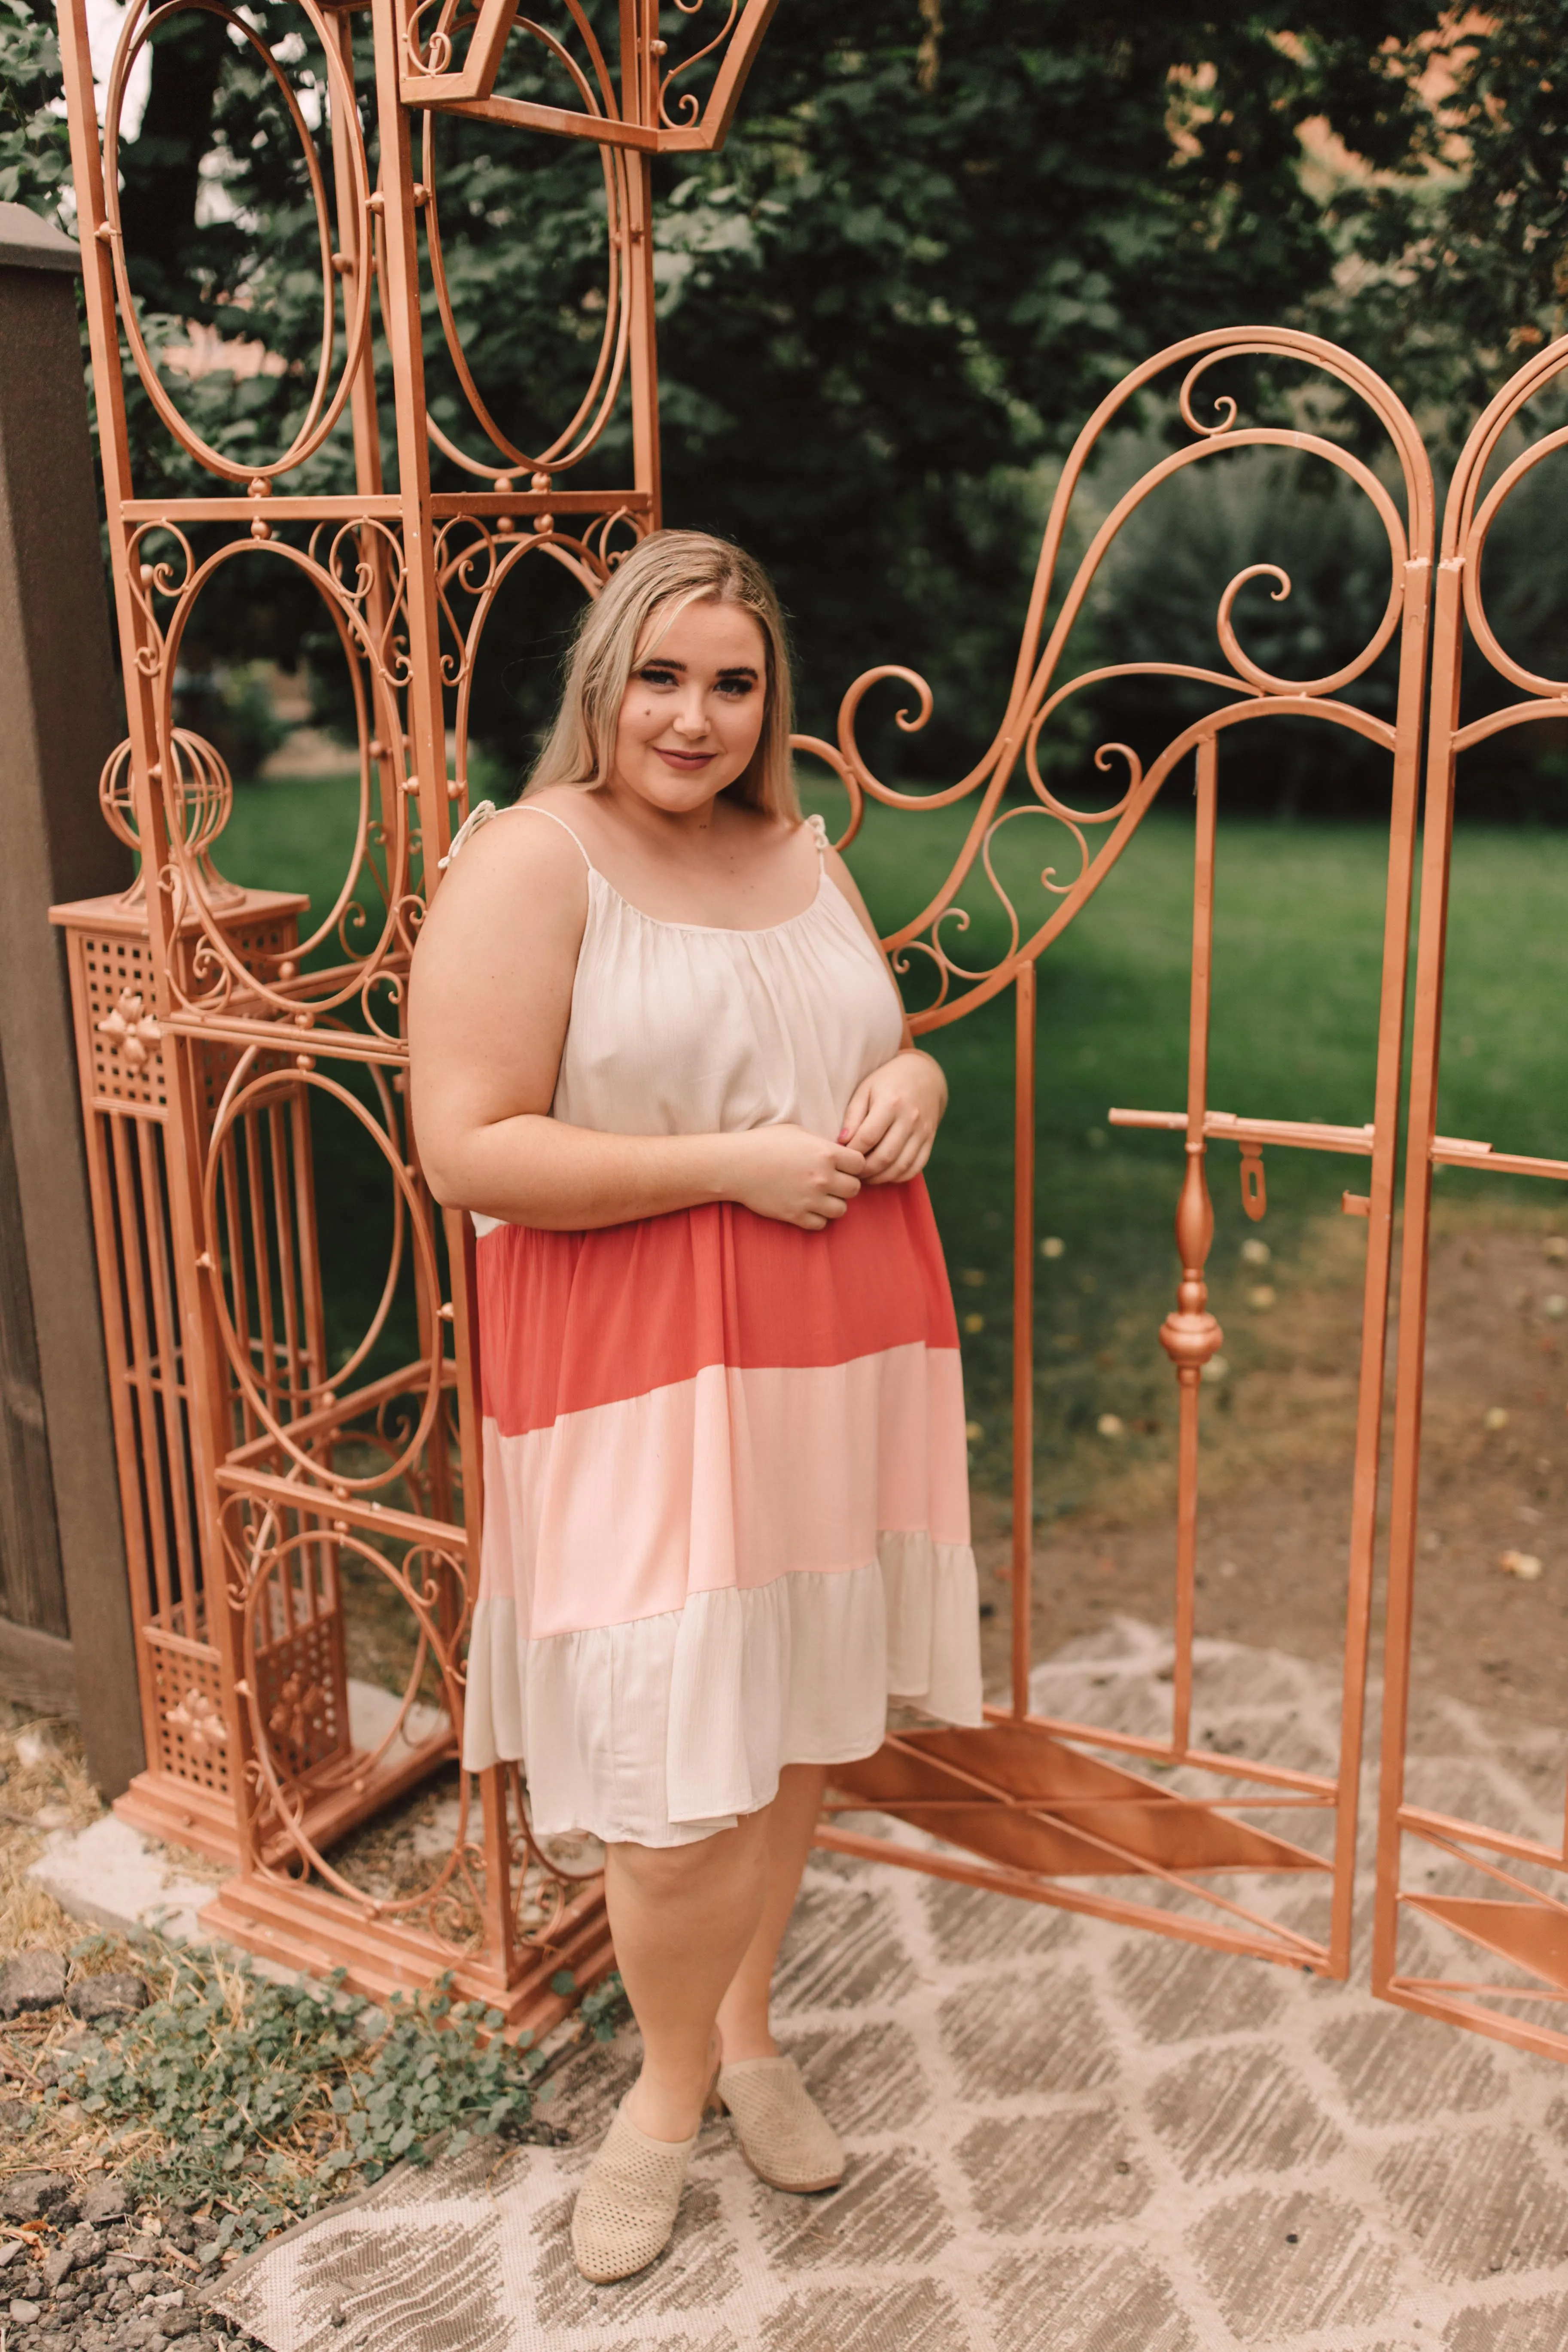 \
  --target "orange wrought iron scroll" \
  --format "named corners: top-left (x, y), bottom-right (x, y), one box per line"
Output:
top-left (814, 329), bottom-right (1435, 1982)
top-left (48, 0), bottom-right (774, 2027)
top-left (1375, 336), bottom-right (1568, 2060)
top-left (399, 0), bottom-right (779, 150)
